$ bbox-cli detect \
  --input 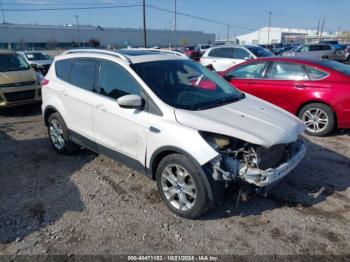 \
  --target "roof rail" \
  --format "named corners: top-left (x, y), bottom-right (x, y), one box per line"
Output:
top-left (63, 49), bottom-right (131, 62)
top-left (134, 48), bottom-right (188, 59)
